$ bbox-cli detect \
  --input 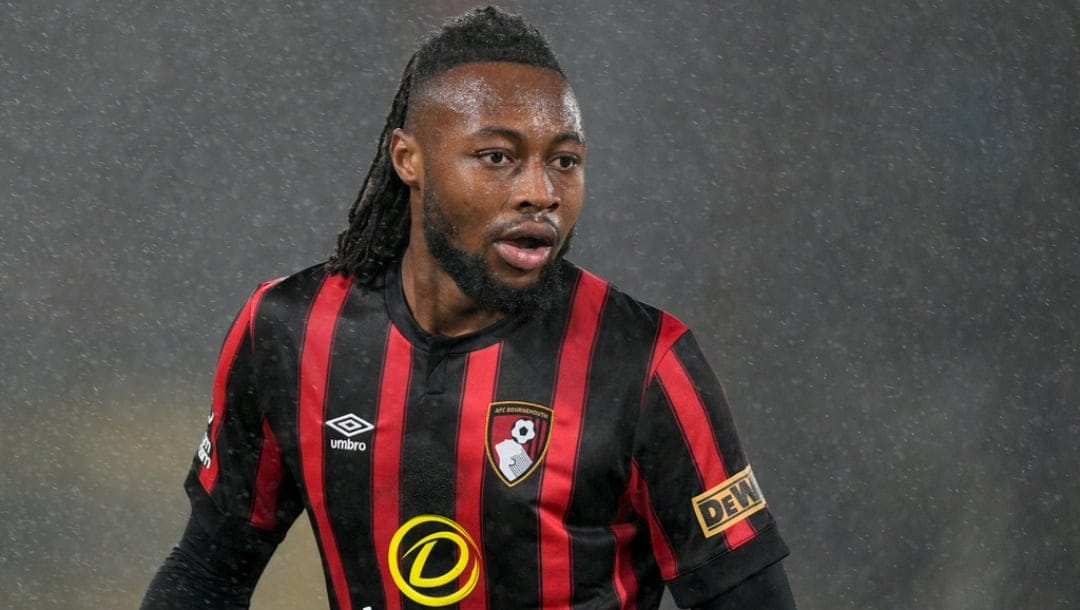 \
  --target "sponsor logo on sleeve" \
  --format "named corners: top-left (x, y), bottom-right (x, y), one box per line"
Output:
top-left (389, 515), bottom-right (481, 607)
top-left (197, 432), bottom-right (213, 469)
top-left (484, 401), bottom-right (553, 487)
top-left (691, 466), bottom-right (767, 538)
top-left (197, 411), bottom-right (215, 469)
